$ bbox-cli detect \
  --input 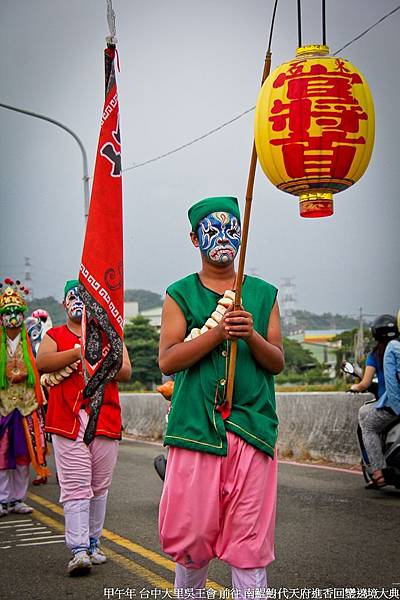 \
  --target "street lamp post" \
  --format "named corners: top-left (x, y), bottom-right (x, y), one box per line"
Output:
top-left (0, 102), bottom-right (90, 221)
